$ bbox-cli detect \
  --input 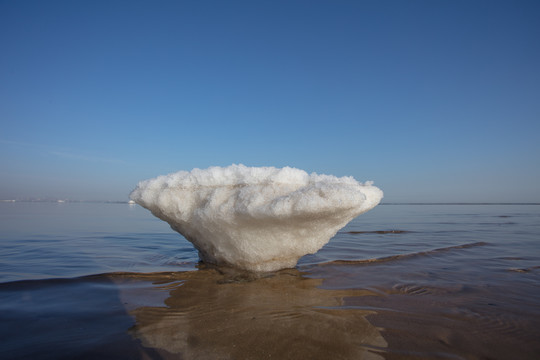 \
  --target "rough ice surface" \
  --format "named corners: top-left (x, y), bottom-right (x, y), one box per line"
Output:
top-left (130, 164), bottom-right (383, 272)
